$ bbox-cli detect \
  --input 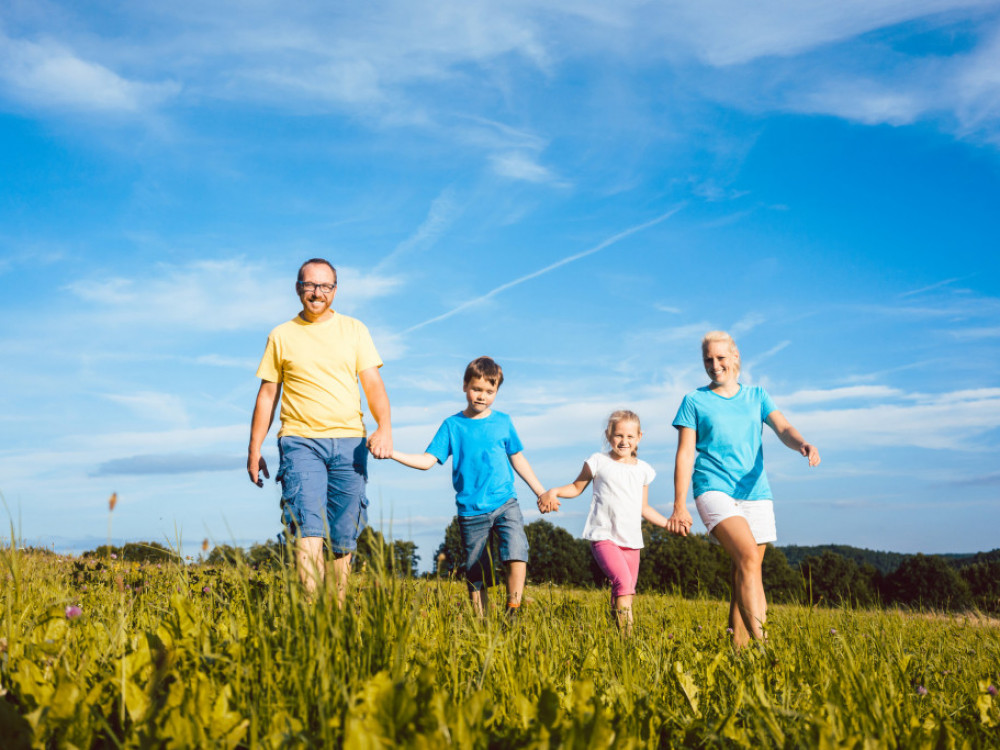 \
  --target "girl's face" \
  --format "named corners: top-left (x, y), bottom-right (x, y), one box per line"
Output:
top-left (703, 341), bottom-right (739, 387)
top-left (607, 420), bottom-right (641, 460)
